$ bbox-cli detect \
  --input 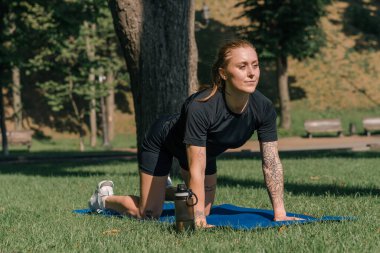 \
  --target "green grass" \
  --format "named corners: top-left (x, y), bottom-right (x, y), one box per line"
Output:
top-left (2, 133), bottom-right (137, 157)
top-left (28, 133), bottom-right (137, 152)
top-left (1, 151), bottom-right (379, 252)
